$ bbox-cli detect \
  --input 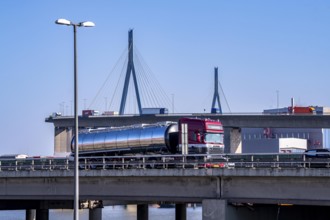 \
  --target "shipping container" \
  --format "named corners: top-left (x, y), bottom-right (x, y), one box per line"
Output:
top-left (141, 108), bottom-right (168, 115)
